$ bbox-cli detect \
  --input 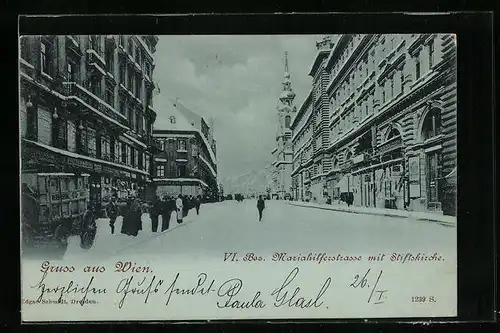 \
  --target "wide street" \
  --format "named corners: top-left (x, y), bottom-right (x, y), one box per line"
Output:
top-left (62, 200), bottom-right (456, 263)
